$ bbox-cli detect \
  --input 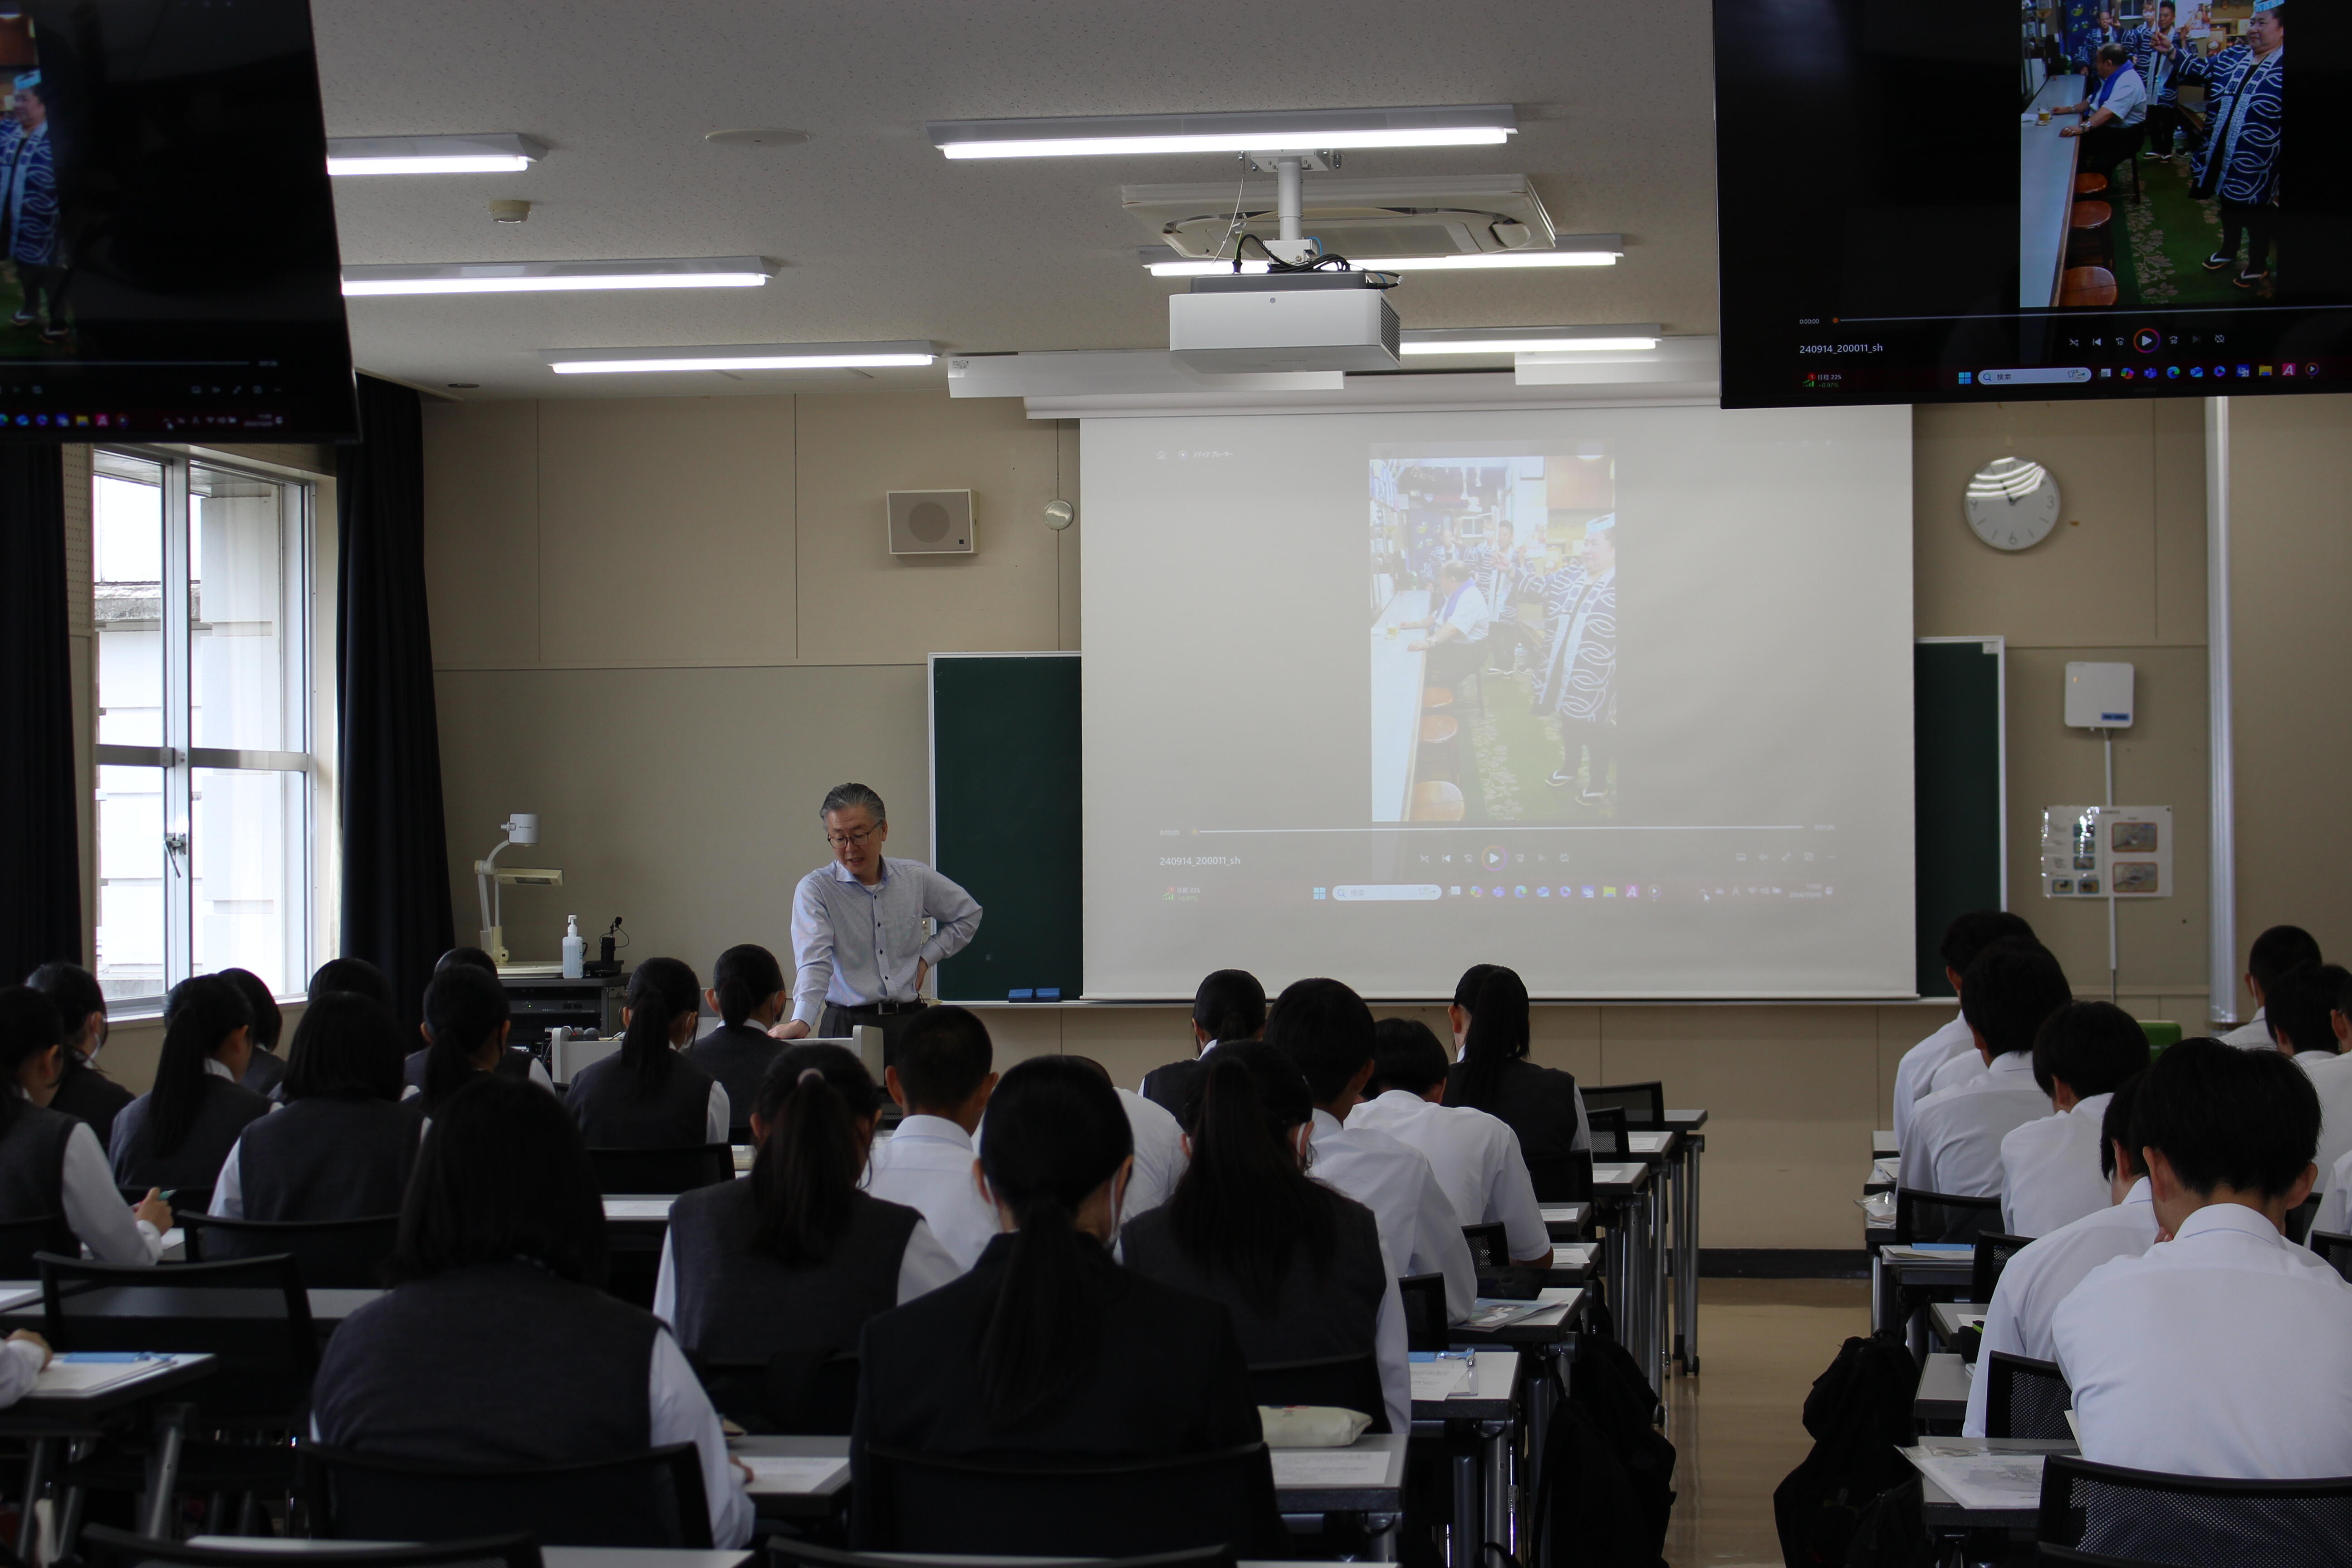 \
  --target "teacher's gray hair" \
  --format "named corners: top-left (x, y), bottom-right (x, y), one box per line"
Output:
top-left (819, 782), bottom-right (887, 824)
